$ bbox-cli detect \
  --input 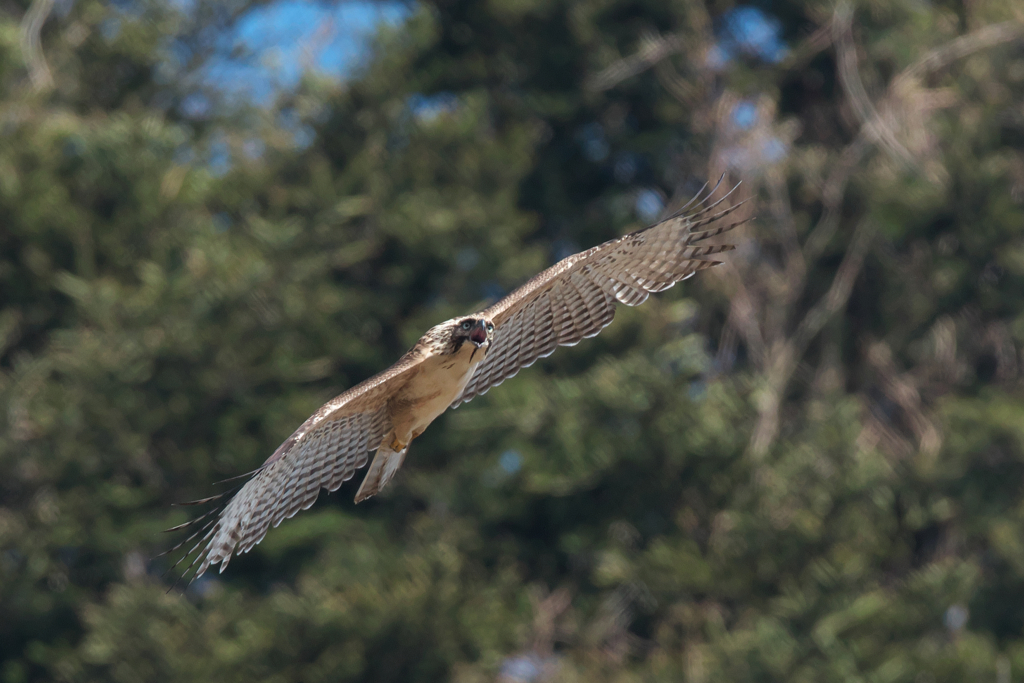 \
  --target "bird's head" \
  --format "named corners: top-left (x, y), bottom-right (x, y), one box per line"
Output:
top-left (455, 317), bottom-right (494, 350)
top-left (427, 316), bottom-right (495, 355)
